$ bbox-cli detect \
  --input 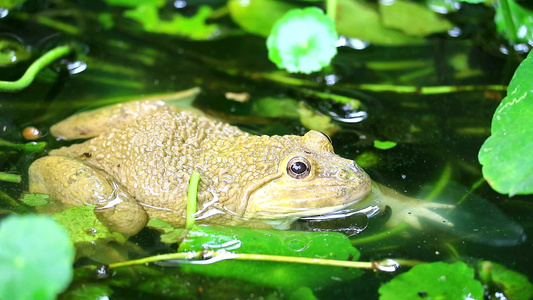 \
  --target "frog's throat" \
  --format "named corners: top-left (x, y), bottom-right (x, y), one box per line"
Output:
top-left (237, 172), bottom-right (284, 215)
